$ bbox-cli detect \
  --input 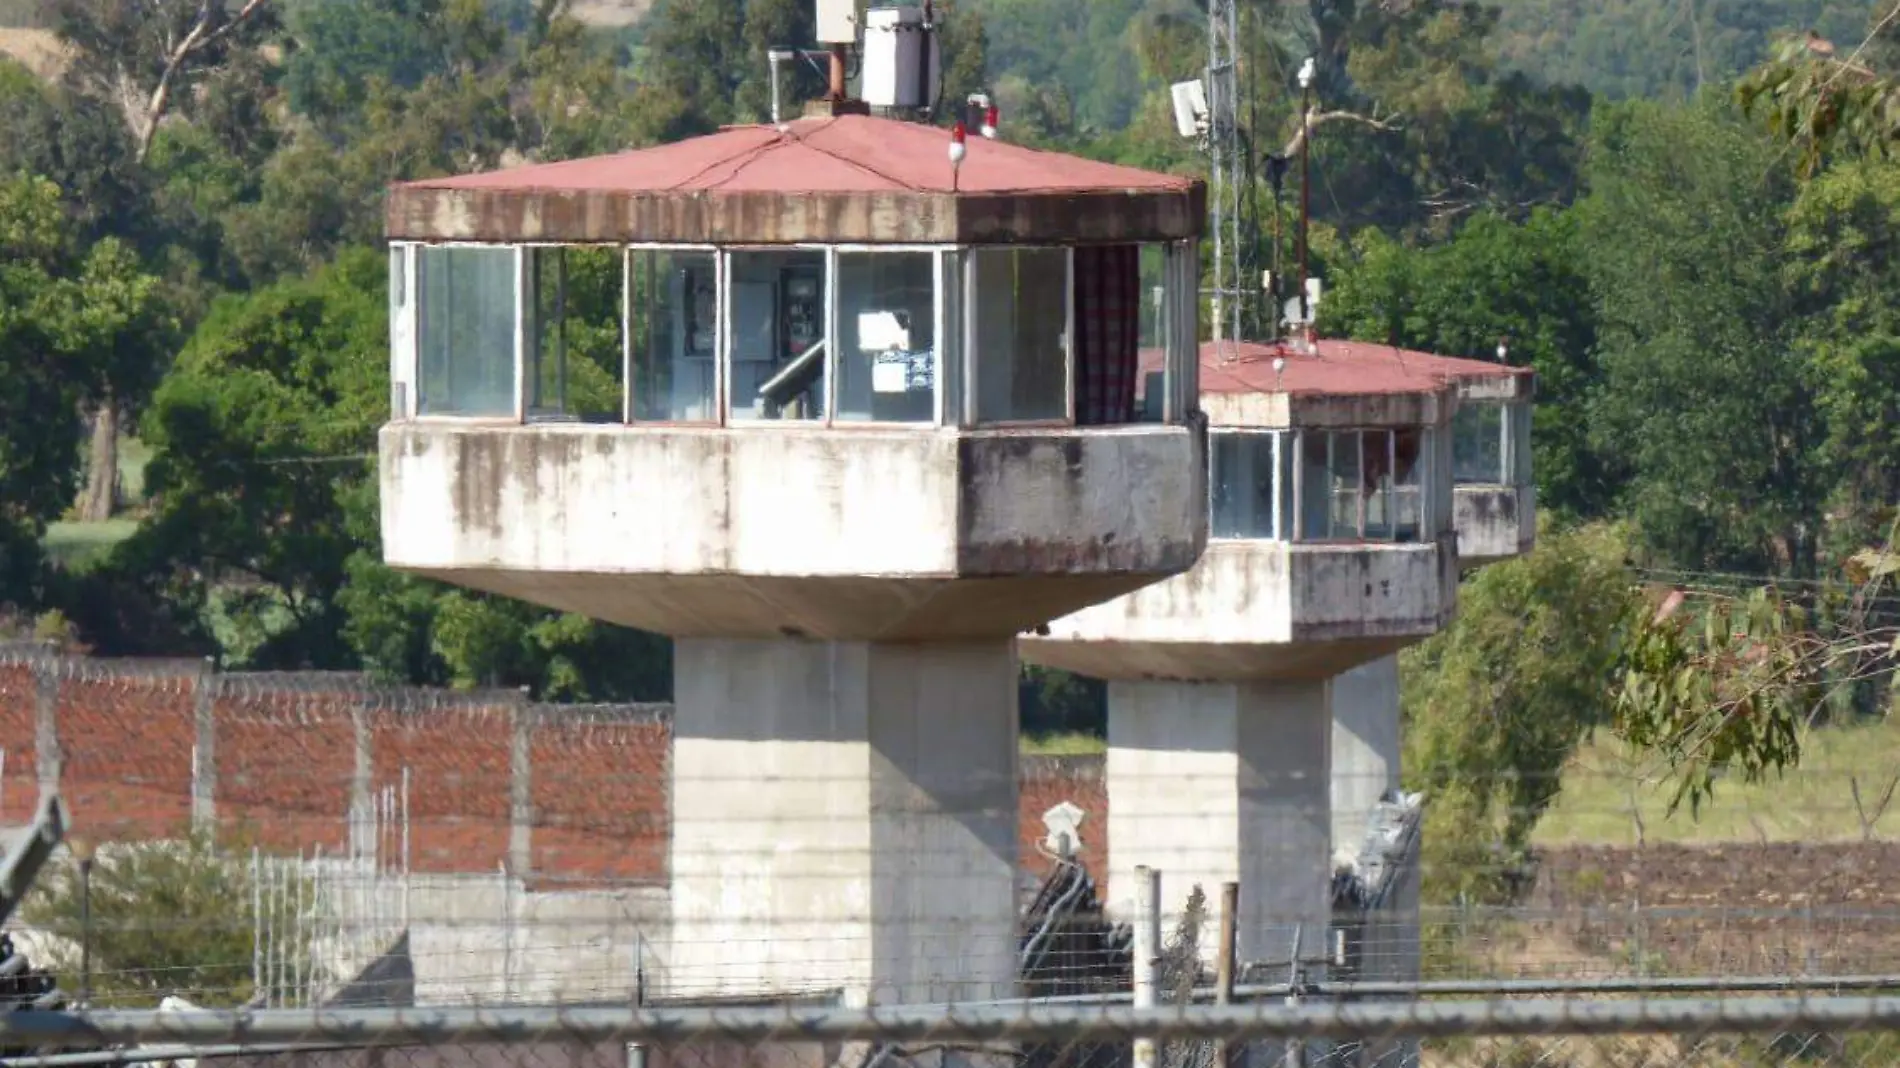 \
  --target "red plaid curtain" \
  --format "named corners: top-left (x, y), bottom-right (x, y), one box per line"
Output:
top-left (1072, 245), bottom-right (1140, 425)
